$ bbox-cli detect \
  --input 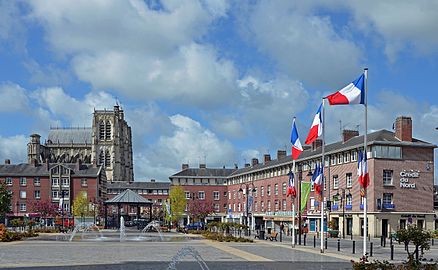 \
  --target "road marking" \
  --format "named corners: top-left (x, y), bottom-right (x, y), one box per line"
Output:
top-left (203, 240), bottom-right (272, 262)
